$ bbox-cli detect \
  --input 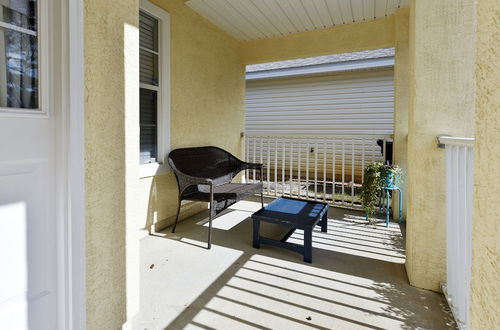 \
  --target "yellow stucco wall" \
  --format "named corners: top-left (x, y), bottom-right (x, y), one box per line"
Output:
top-left (85, 0), bottom-right (244, 328)
top-left (84, 0), bottom-right (138, 328)
top-left (406, 0), bottom-right (476, 291)
top-left (137, 0), bottom-right (245, 232)
top-left (393, 8), bottom-right (409, 221)
top-left (240, 16), bottom-right (395, 65)
top-left (470, 0), bottom-right (500, 327)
